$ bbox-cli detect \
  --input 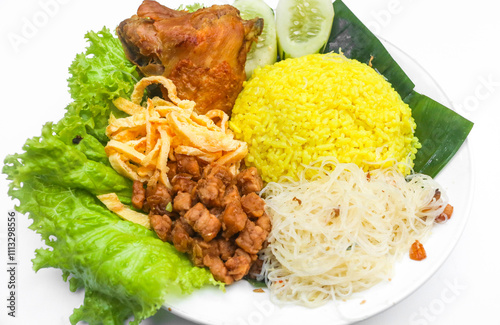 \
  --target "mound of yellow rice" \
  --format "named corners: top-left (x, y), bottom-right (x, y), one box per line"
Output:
top-left (229, 53), bottom-right (421, 183)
